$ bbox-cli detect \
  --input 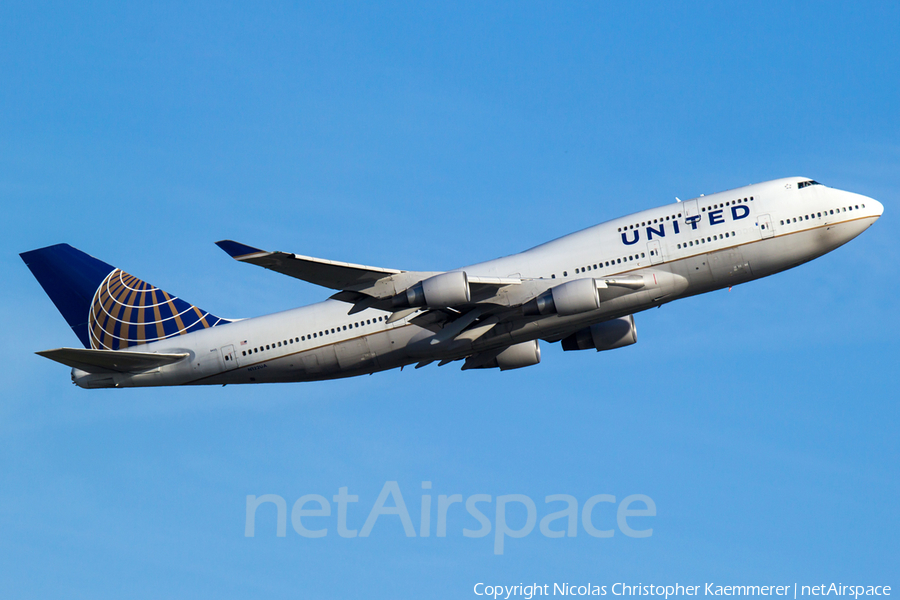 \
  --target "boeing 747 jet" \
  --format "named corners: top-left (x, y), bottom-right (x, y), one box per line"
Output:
top-left (21, 177), bottom-right (882, 389)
